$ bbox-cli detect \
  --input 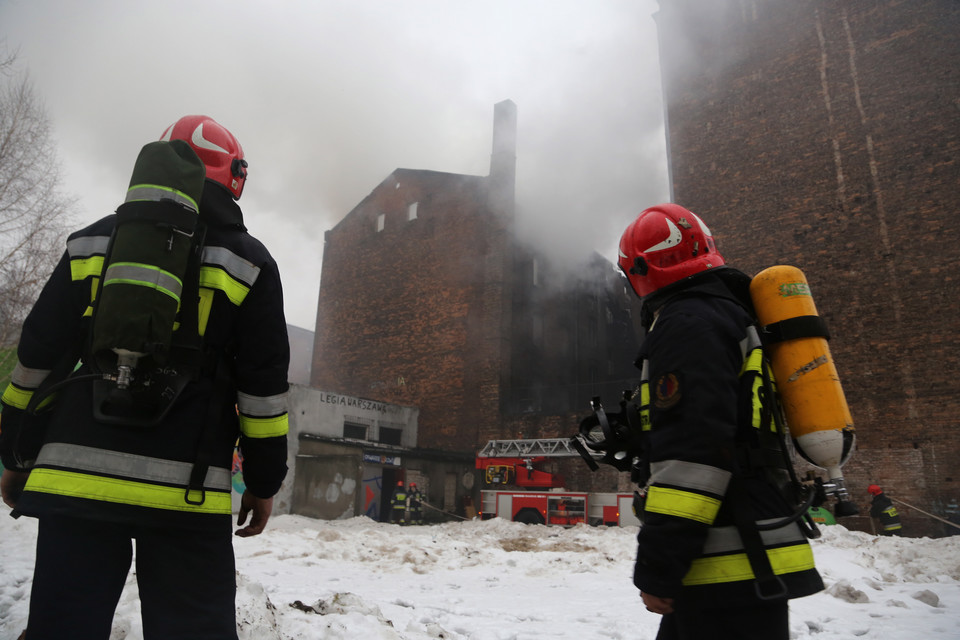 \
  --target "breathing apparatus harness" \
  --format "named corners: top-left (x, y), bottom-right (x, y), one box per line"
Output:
top-left (22, 140), bottom-right (209, 429)
top-left (571, 276), bottom-right (823, 600)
